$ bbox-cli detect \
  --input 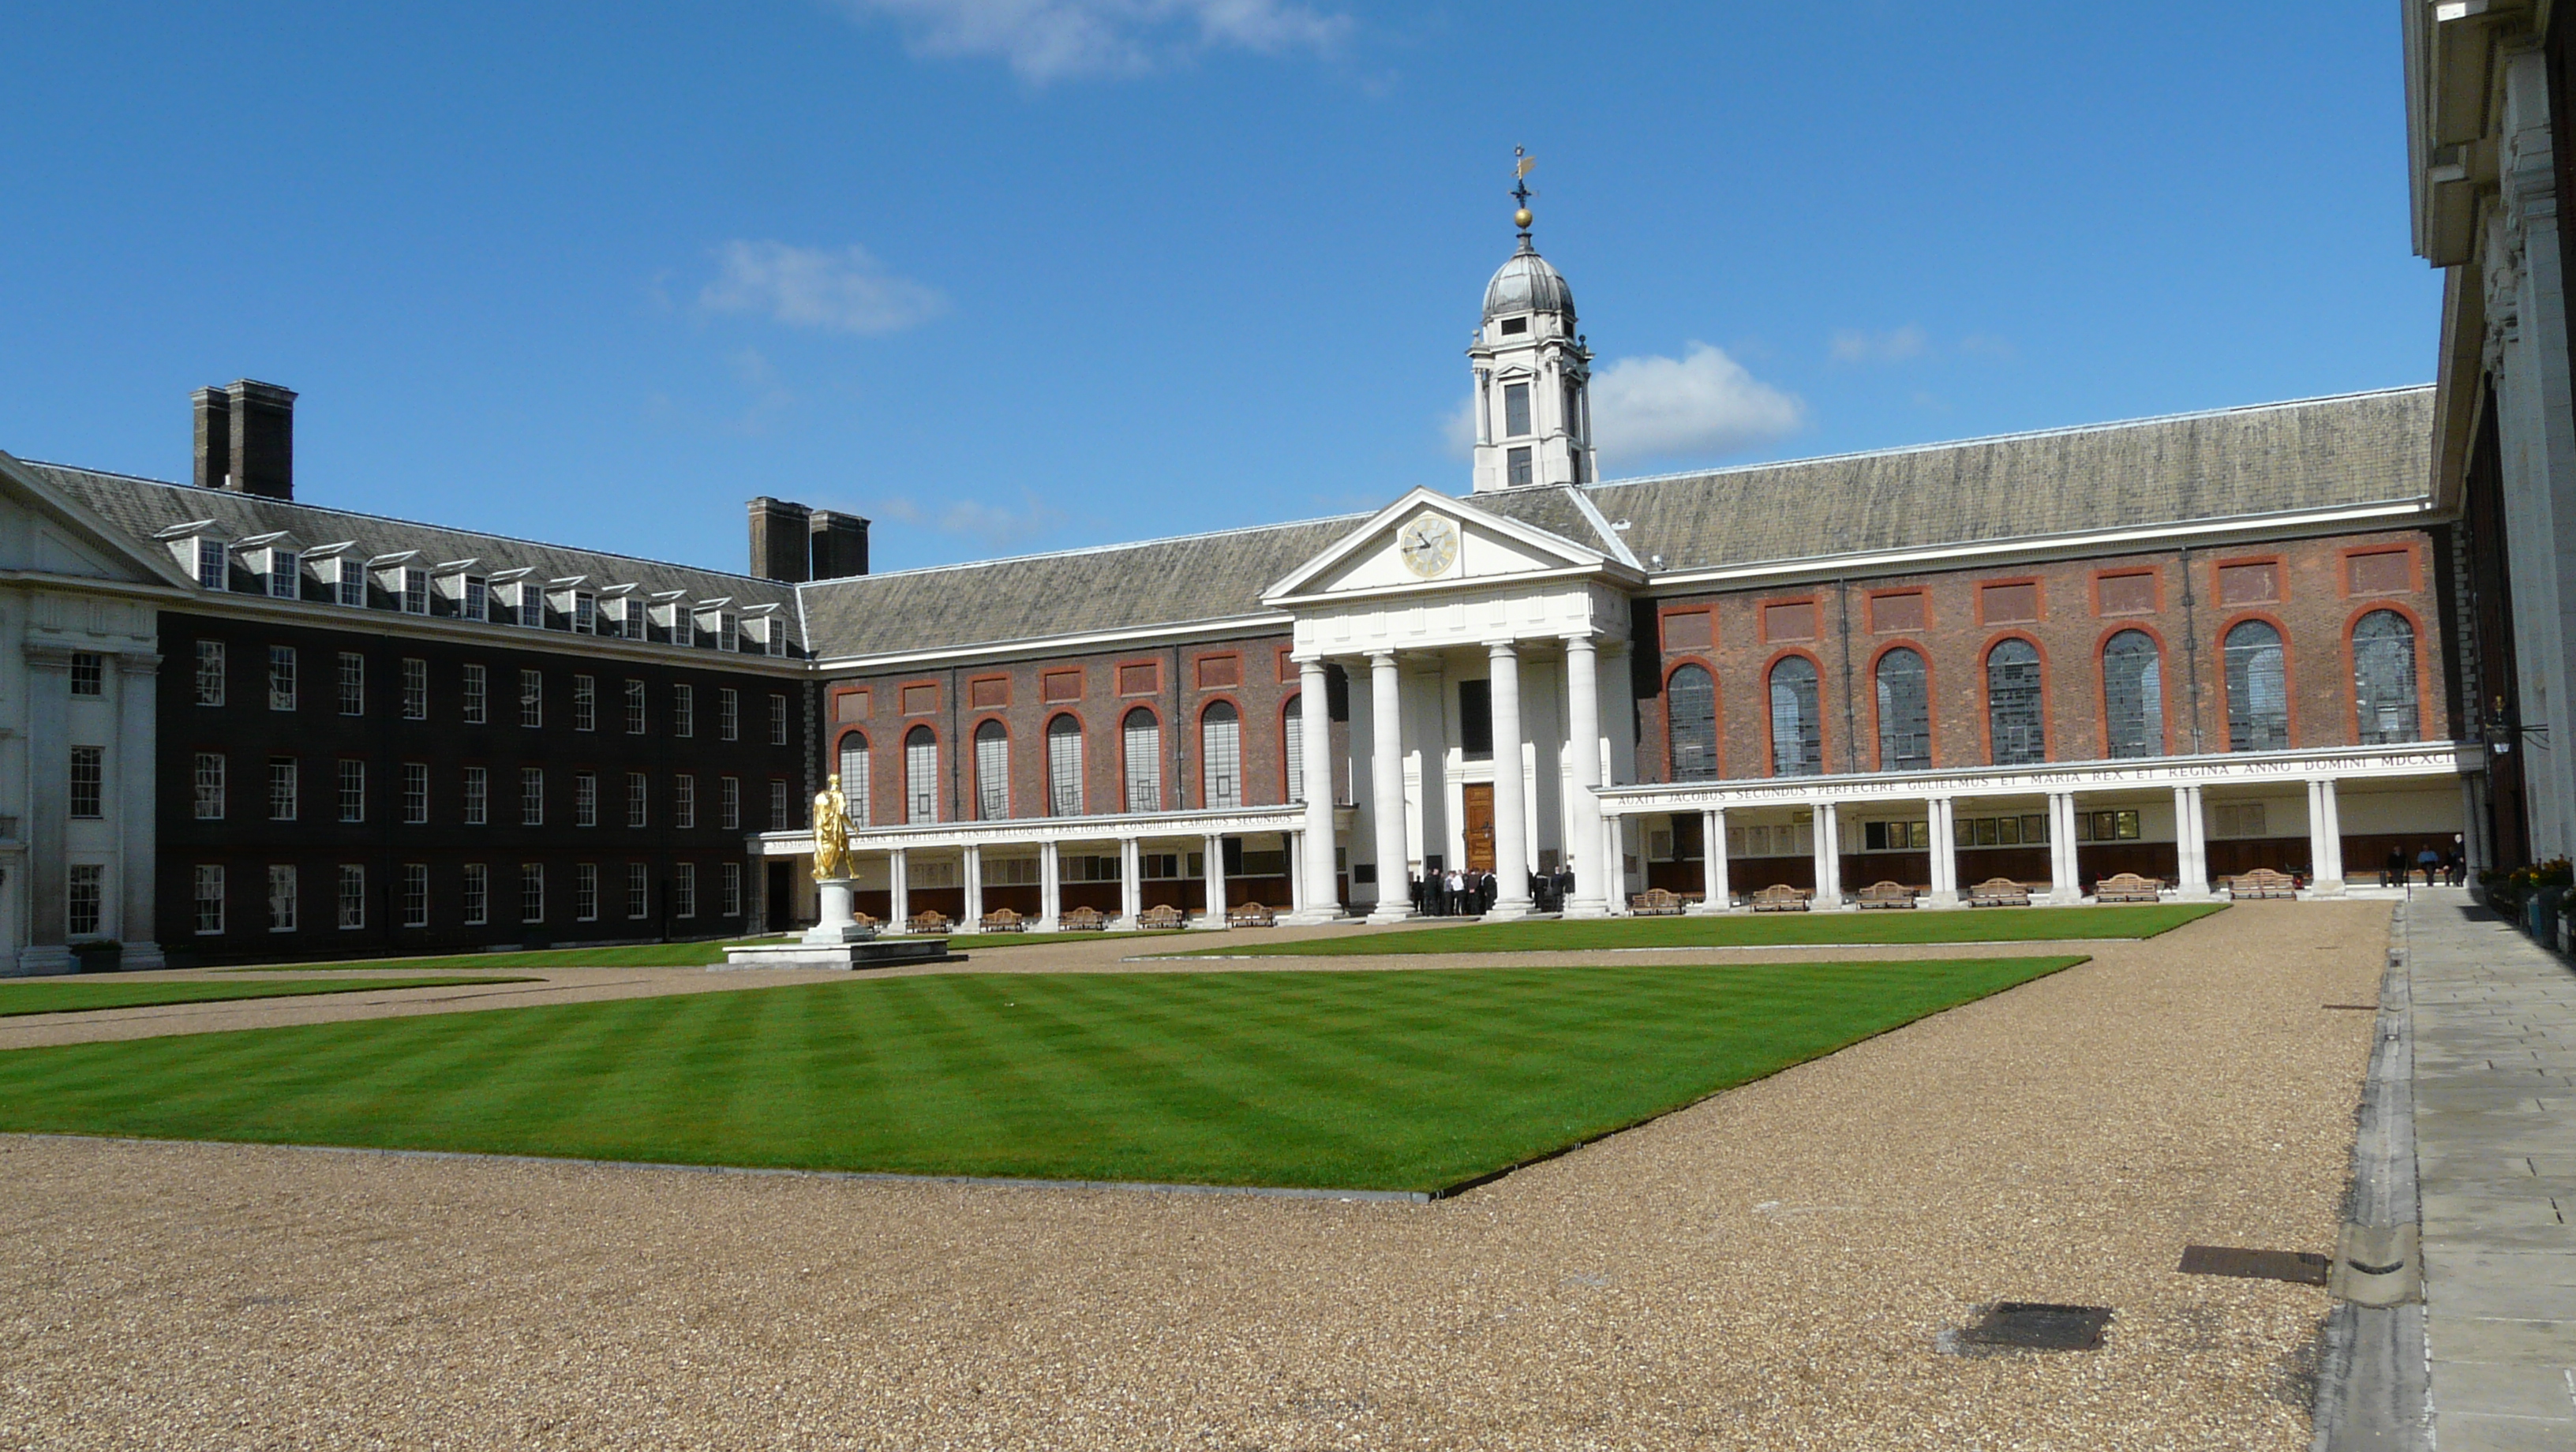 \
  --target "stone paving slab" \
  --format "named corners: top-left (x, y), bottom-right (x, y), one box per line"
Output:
top-left (2403, 892), bottom-right (2576, 1443)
